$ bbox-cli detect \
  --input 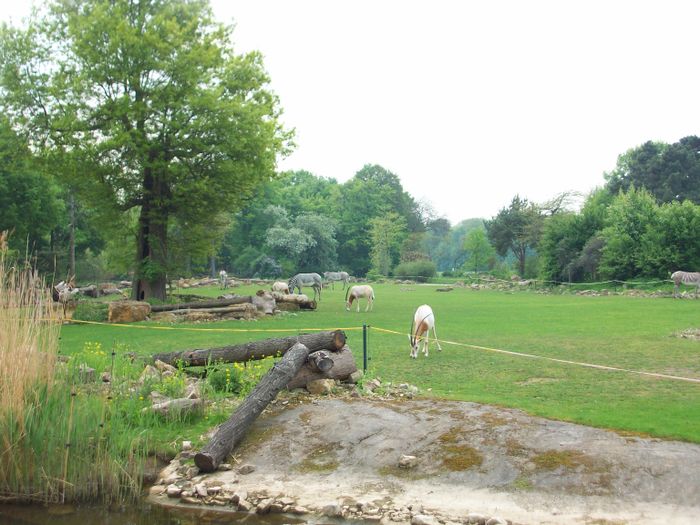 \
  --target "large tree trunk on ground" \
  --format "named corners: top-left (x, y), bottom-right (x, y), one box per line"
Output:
top-left (287, 345), bottom-right (358, 390)
top-left (150, 296), bottom-right (253, 312)
top-left (271, 292), bottom-right (317, 310)
top-left (195, 342), bottom-right (312, 472)
top-left (152, 330), bottom-right (347, 367)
